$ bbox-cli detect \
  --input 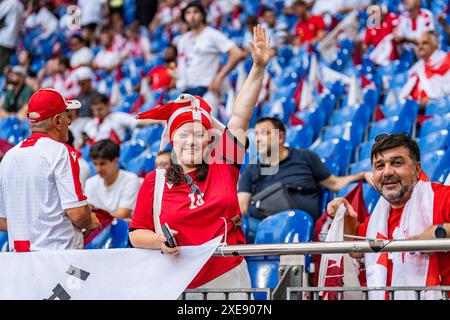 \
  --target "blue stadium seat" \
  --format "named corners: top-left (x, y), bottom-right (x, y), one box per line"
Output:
top-left (109, 219), bottom-right (131, 248)
top-left (0, 232), bottom-right (8, 252)
top-left (285, 125), bottom-right (314, 149)
top-left (425, 97), bottom-right (450, 116)
top-left (367, 115), bottom-right (414, 141)
top-left (348, 158), bottom-right (372, 175)
top-left (119, 139), bottom-right (147, 168)
top-left (363, 184), bottom-right (380, 214)
top-left (320, 158), bottom-right (340, 214)
top-left (417, 130), bottom-right (450, 154)
top-left (323, 121), bottom-right (365, 149)
top-left (357, 139), bottom-right (375, 161)
top-left (248, 210), bottom-right (314, 300)
top-left (381, 99), bottom-right (418, 120)
top-left (132, 124), bottom-right (164, 145)
top-left (421, 149), bottom-right (450, 182)
top-left (84, 225), bottom-right (113, 250)
top-left (420, 113), bottom-right (450, 138)
top-left (313, 139), bottom-right (353, 175)
top-left (331, 104), bottom-right (372, 127)
top-left (296, 107), bottom-right (327, 139)
top-left (125, 150), bottom-right (155, 176)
